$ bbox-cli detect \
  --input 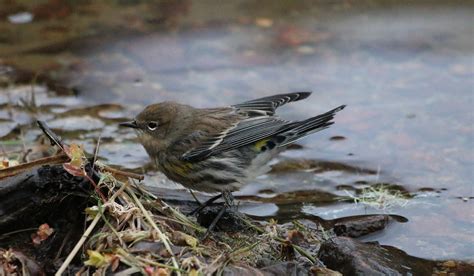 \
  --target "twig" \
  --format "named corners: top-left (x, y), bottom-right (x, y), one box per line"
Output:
top-left (100, 165), bottom-right (144, 181)
top-left (97, 179), bottom-right (130, 247)
top-left (154, 215), bottom-right (204, 233)
top-left (149, 198), bottom-right (205, 233)
top-left (230, 241), bottom-right (260, 257)
top-left (36, 120), bottom-right (65, 150)
top-left (92, 134), bottom-right (102, 170)
top-left (189, 190), bottom-right (202, 205)
top-left (35, 120), bottom-right (109, 202)
top-left (98, 201), bottom-right (125, 247)
top-left (55, 229), bottom-right (73, 261)
top-left (84, 173), bottom-right (107, 203)
top-left (0, 228), bottom-right (37, 239)
top-left (55, 213), bottom-right (101, 276)
top-left (55, 180), bottom-right (130, 275)
top-left (114, 267), bottom-right (141, 276)
top-left (0, 153), bottom-right (69, 179)
top-left (292, 244), bottom-right (317, 264)
top-left (135, 256), bottom-right (185, 272)
top-left (115, 248), bottom-right (171, 274)
top-left (129, 180), bottom-right (157, 199)
top-left (127, 187), bottom-right (181, 275)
